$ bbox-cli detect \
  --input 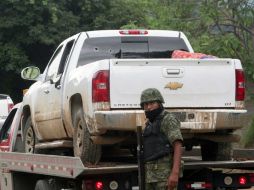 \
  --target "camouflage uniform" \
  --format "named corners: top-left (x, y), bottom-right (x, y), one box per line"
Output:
top-left (140, 88), bottom-right (183, 190)
top-left (145, 112), bottom-right (183, 190)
